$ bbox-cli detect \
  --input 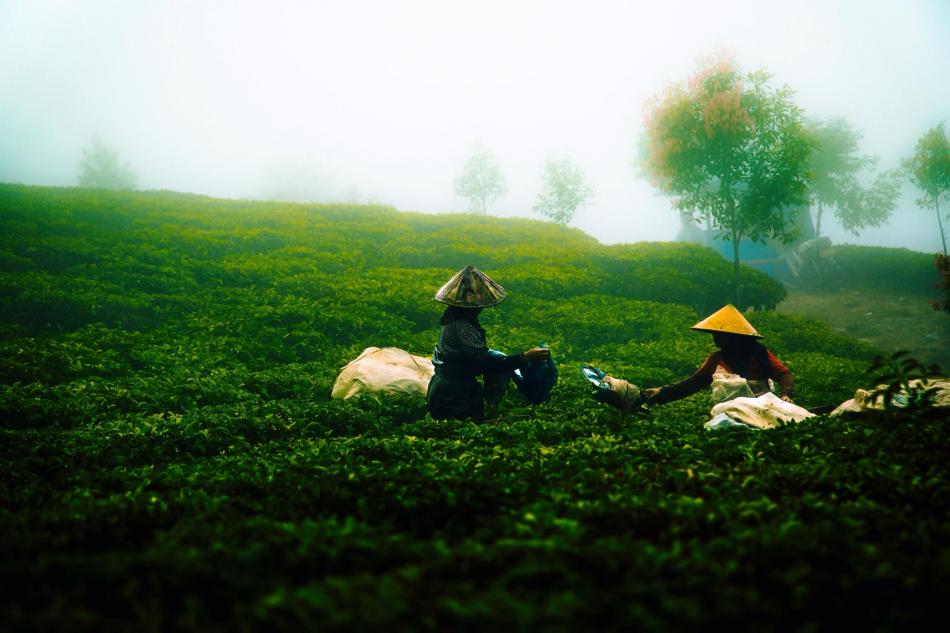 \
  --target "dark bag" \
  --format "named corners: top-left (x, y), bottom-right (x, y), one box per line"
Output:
top-left (513, 346), bottom-right (558, 404)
